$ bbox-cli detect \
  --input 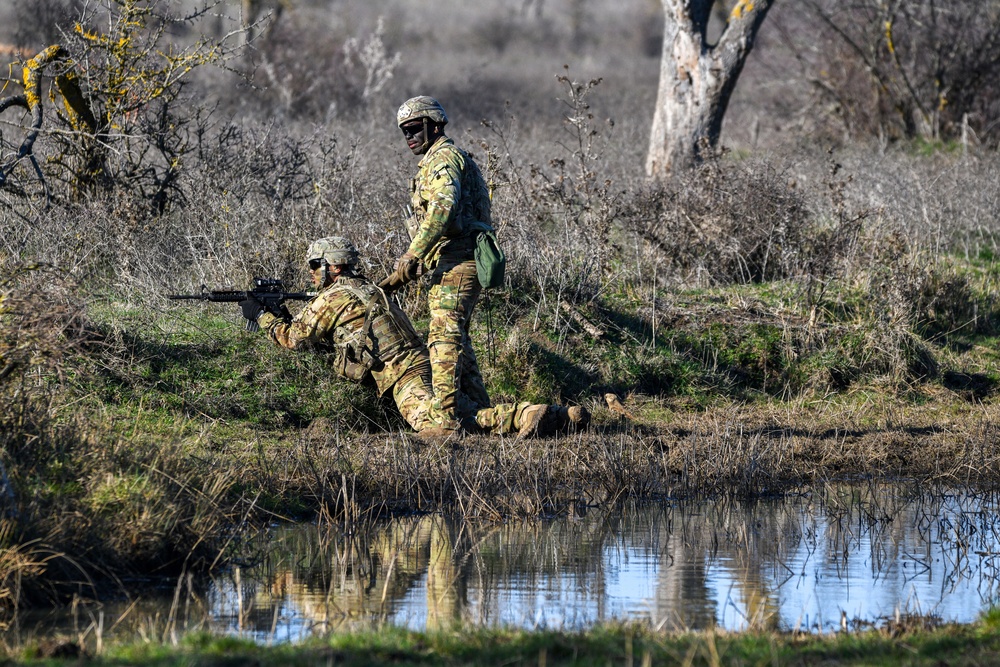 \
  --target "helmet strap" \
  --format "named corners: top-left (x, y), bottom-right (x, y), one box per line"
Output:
top-left (324, 260), bottom-right (338, 286)
top-left (420, 117), bottom-right (432, 153)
